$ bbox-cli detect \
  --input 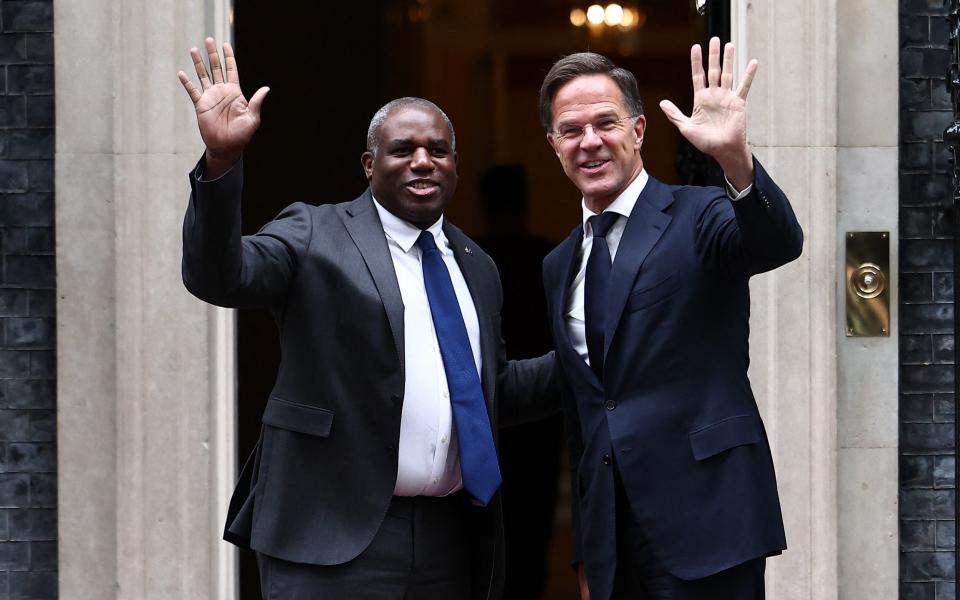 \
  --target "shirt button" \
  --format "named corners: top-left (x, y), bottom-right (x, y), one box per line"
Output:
top-left (604, 400), bottom-right (616, 411)
top-left (442, 391), bottom-right (449, 399)
top-left (602, 454), bottom-right (612, 466)
top-left (441, 435), bottom-right (448, 444)
top-left (433, 477), bottom-right (439, 484)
